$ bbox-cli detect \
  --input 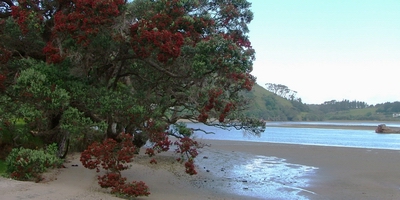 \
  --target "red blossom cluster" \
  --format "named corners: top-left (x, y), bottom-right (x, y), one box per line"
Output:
top-left (80, 133), bottom-right (150, 197)
top-left (197, 87), bottom-right (242, 123)
top-left (197, 112), bottom-right (208, 123)
top-left (11, 6), bottom-right (28, 34)
top-left (149, 158), bottom-right (157, 164)
top-left (9, 0), bottom-right (44, 35)
top-left (219, 102), bottom-right (235, 122)
top-left (44, 0), bottom-right (124, 63)
top-left (115, 181), bottom-right (150, 197)
top-left (130, 0), bottom-right (213, 63)
top-left (130, 19), bottom-right (184, 63)
top-left (184, 160), bottom-right (196, 175)
top-left (222, 32), bottom-right (252, 49)
top-left (98, 173), bottom-right (150, 197)
top-left (140, 120), bottom-right (200, 175)
top-left (10, 6), bottom-right (31, 34)
top-left (174, 137), bottom-right (199, 175)
top-left (144, 120), bottom-right (172, 157)
top-left (198, 89), bottom-right (223, 122)
top-left (80, 133), bottom-right (135, 172)
top-left (98, 172), bottom-right (126, 188)
top-left (54, 0), bottom-right (123, 40)
top-left (230, 72), bottom-right (254, 91)
top-left (145, 148), bottom-right (156, 157)
top-left (43, 43), bottom-right (63, 63)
